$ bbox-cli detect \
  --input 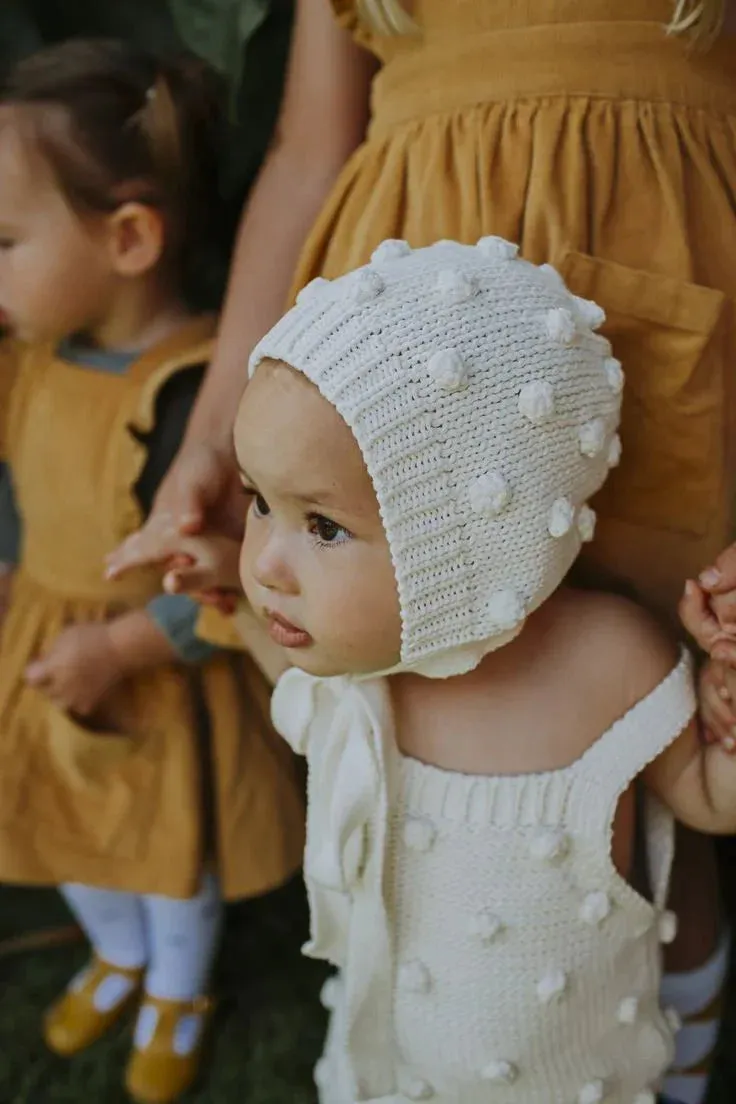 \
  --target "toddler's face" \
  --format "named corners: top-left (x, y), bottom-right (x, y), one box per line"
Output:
top-left (0, 109), bottom-right (115, 344)
top-left (235, 359), bottom-right (402, 678)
